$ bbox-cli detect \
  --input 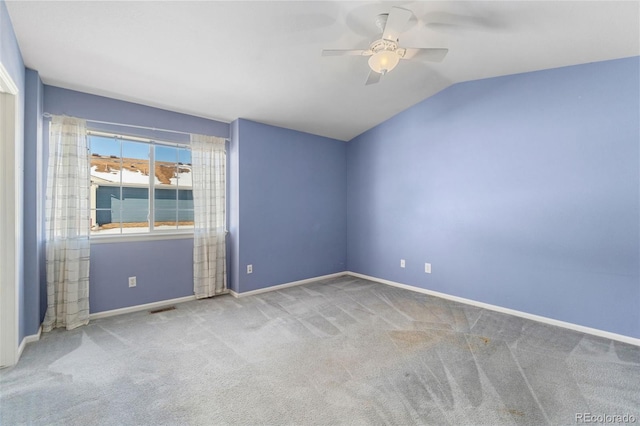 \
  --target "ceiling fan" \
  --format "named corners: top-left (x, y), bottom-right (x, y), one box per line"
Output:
top-left (322, 6), bottom-right (448, 85)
